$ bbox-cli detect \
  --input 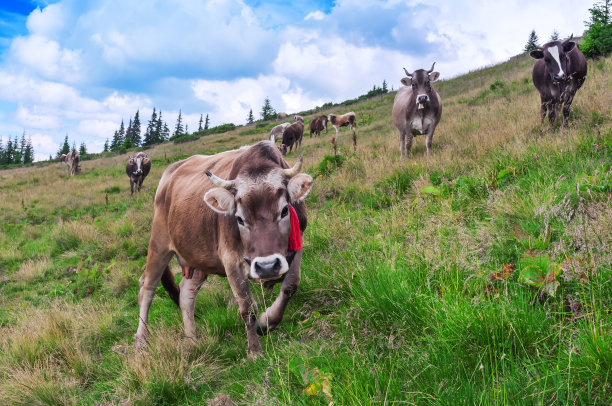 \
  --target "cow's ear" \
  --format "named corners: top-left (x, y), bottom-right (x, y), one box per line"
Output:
top-left (563, 41), bottom-right (575, 53)
top-left (204, 188), bottom-right (235, 214)
top-left (530, 50), bottom-right (544, 59)
top-left (288, 173), bottom-right (313, 203)
top-left (401, 77), bottom-right (412, 87)
top-left (429, 72), bottom-right (440, 82)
